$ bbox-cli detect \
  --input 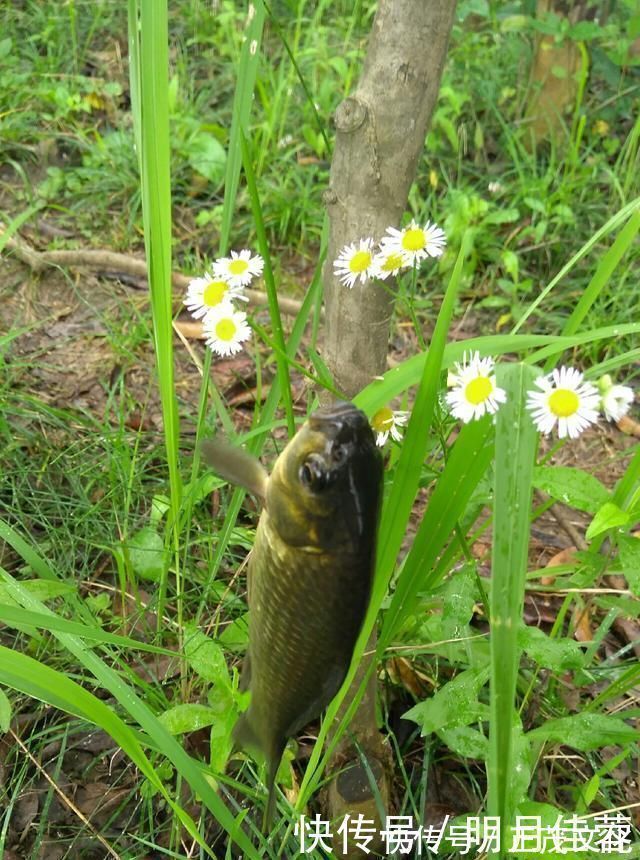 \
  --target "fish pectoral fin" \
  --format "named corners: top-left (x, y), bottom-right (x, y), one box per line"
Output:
top-left (200, 439), bottom-right (268, 501)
